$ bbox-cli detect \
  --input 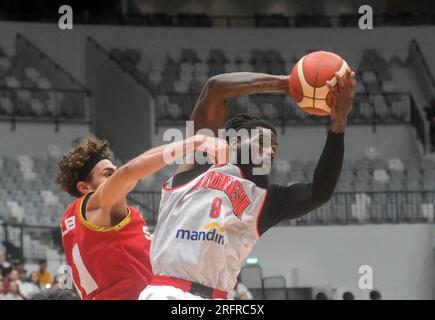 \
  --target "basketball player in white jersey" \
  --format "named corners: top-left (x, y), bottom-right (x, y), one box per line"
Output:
top-left (139, 70), bottom-right (356, 299)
